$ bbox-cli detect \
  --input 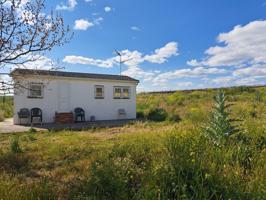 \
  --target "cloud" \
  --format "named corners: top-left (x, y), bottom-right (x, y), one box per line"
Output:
top-left (63, 42), bottom-right (178, 68)
top-left (74, 19), bottom-right (94, 30)
top-left (189, 20), bottom-right (266, 68)
top-left (187, 59), bottom-right (201, 67)
top-left (186, 20), bottom-right (266, 87)
top-left (131, 26), bottom-right (141, 31)
top-left (232, 64), bottom-right (266, 77)
top-left (176, 82), bottom-right (193, 87)
top-left (152, 67), bottom-right (227, 86)
top-left (122, 66), bottom-right (156, 82)
top-left (104, 6), bottom-right (112, 12)
top-left (93, 17), bottom-right (104, 25)
top-left (144, 42), bottom-right (178, 64)
top-left (56, 0), bottom-right (77, 11)
top-left (211, 76), bottom-right (235, 84)
top-left (63, 55), bottom-right (115, 68)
